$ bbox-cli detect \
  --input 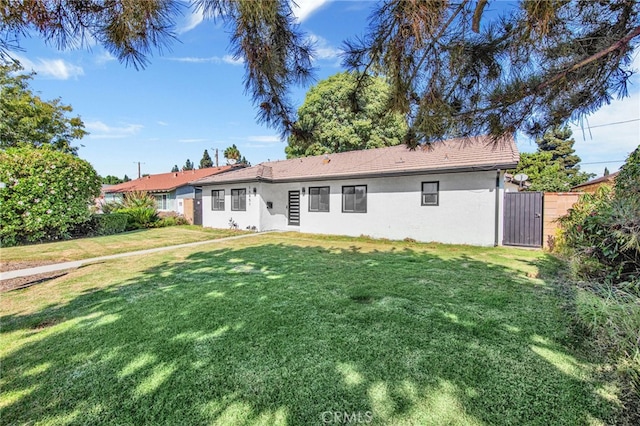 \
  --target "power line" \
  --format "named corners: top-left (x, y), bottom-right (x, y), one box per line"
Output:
top-left (581, 160), bottom-right (625, 165)
top-left (577, 118), bottom-right (640, 129)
